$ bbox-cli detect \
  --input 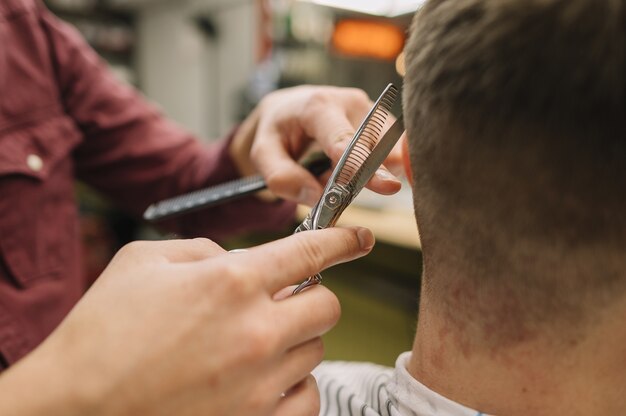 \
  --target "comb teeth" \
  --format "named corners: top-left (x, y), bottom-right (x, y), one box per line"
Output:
top-left (336, 84), bottom-right (398, 187)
